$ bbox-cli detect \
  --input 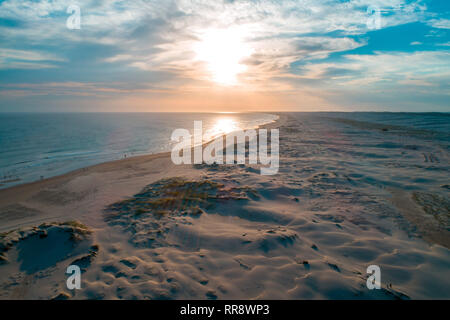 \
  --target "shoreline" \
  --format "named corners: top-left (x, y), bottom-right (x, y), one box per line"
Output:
top-left (0, 114), bottom-right (284, 231)
top-left (0, 114), bottom-right (281, 194)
